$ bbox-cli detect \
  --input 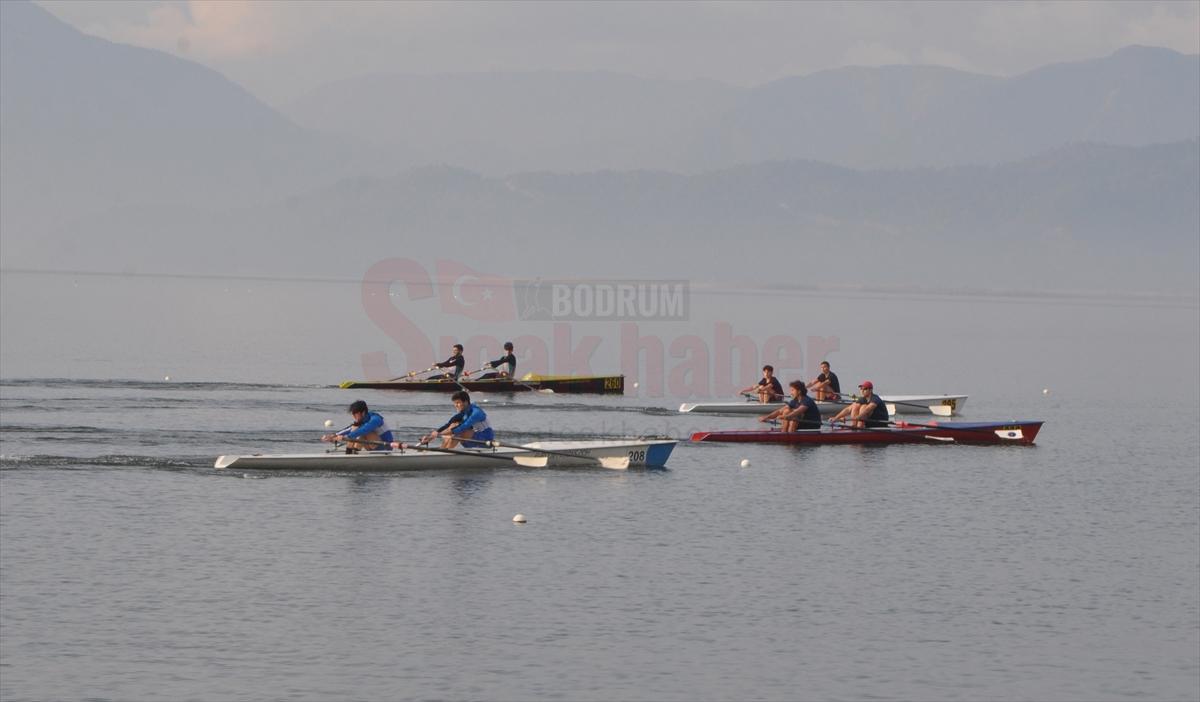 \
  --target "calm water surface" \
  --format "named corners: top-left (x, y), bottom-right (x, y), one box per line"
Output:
top-left (2, 377), bottom-right (1197, 701)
